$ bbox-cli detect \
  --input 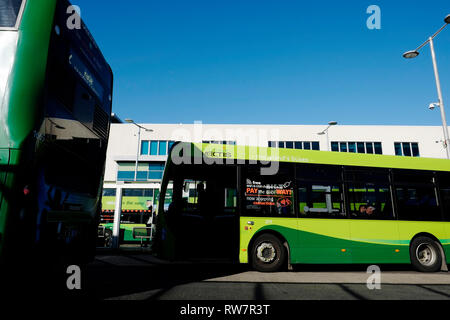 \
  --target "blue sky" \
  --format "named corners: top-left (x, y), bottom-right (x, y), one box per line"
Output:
top-left (76, 0), bottom-right (450, 126)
